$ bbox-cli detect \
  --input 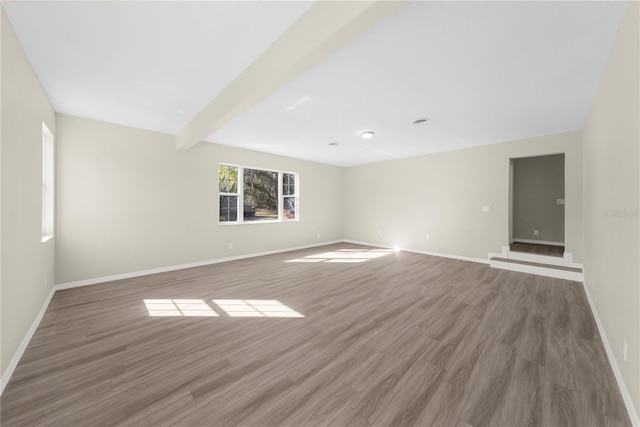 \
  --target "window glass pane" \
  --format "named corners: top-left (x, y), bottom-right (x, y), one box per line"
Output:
top-left (41, 123), bottom-right (54, 241)
top-left (244, 169), bottom-right (278, 221)
top-left (284, 197), bottom-right (296, 219)
top-left (283, 173), bottom-right (296, 196)
top-left (219, 165), bottom-right (238, 193)
top-left (219, 195), bottom-right (238, 222)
